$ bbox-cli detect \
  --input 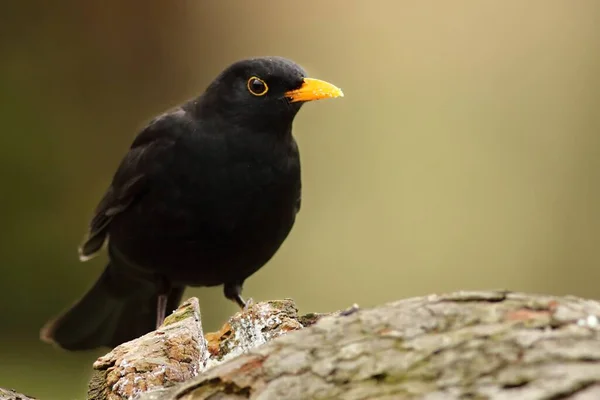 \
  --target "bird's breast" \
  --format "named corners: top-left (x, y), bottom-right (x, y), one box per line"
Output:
top-left (150, 136), bottom-right (301, 239)
top-left (109, 134), bottom-right (301, 285)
